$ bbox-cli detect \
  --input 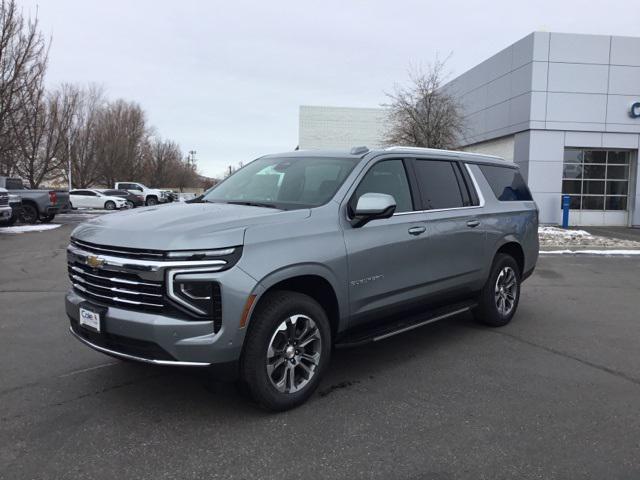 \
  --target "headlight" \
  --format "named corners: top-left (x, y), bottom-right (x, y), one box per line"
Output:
top-left (166, 248), bottom-right (236, 260)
